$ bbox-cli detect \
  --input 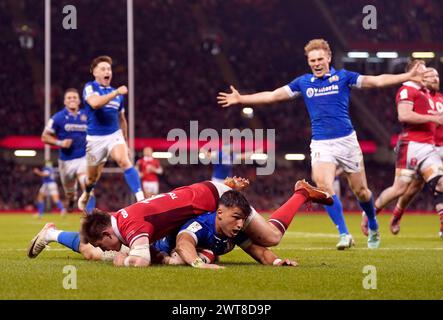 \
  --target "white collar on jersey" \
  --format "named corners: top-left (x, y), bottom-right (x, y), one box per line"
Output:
top-left (111, 215), bottom-right (125, 244)
top-left (403, 81), bottom-right (423, 90)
